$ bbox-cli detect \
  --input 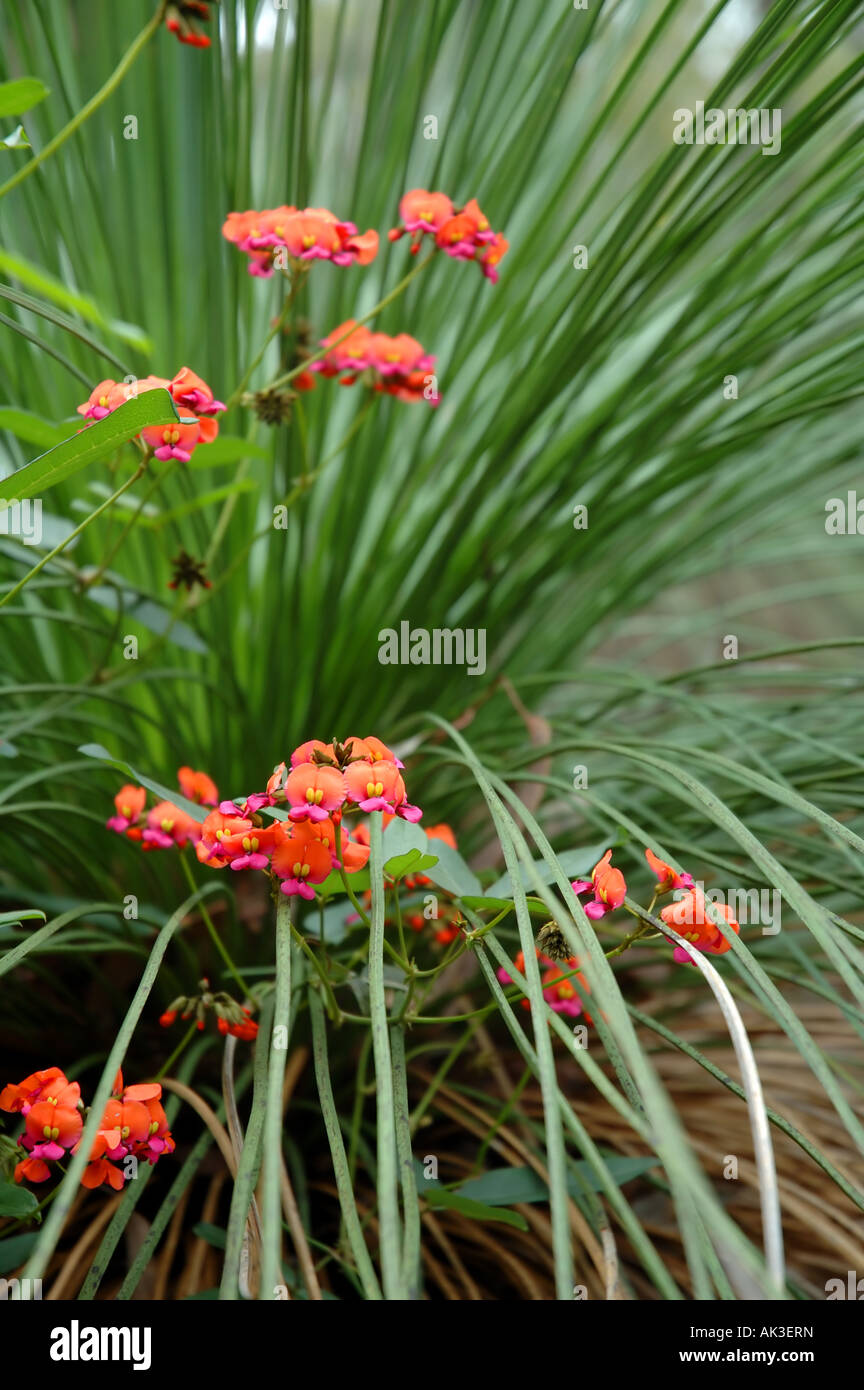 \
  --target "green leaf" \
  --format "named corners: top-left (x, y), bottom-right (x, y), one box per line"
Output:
top-left (0, 1232), bottom-right (38, 1274)
top-left (423, 841), bottom-right (481, 898)
top-left (192, 1222), bottom-right (226, 1250)
top-left (0, 79), bottom-right (49, 119)
top-left (77, 743), bottom-right (207, 822)
top-left (0, 391), bottom-right (179, 507)
top-left (0, 407), bottom-right (67, 451)
top-left (0, 909), bottom-right (45, 927)
top-left (316, 868), bottom-right (370, 898)
top-left (0, 1183), bottom-right (39, 1218)
top-left (422, 1188), bottom-right (529, 1231)
top-left (381, 818), bottom-right (428, 859)
top-left (0, 248), bottom-right (150, 350)
top-left (455, 1158), bottom-right (658, 1207)
top-left (383, 848), bottom-right (439, 881)
top-left (0, 126), bottom-right (30, 151)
